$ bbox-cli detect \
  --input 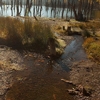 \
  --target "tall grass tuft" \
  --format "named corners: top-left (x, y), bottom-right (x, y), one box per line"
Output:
top-left (5, 17), bottom-right (23, 48)
top-left (83, 37), bottom-right (95, 48)
top-left (0, 17), bottom-right (53, 51)
top-left (22, 19), bottom-right (53, 50)
top-left (31, 22), bottom-right (53, 50)
top-left (83, 37), bottom-right (100, 62)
